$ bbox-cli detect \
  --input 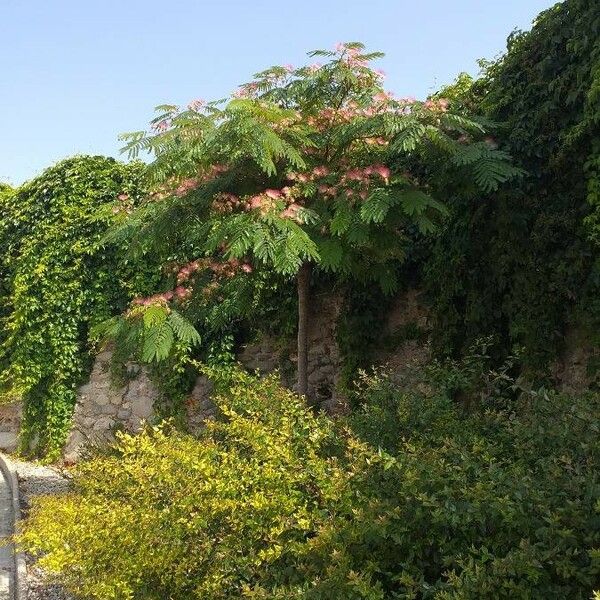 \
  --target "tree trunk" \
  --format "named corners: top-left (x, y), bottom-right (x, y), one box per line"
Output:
top-left (297, 262), bottom-right (311, 398)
